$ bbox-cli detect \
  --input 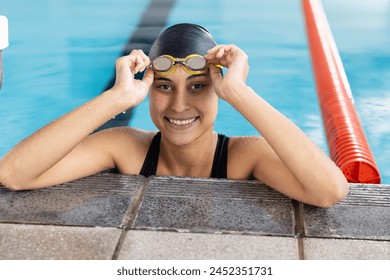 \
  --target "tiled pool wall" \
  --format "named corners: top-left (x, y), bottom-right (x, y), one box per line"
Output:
top-left (1, 173), bottom-right (389, 259)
